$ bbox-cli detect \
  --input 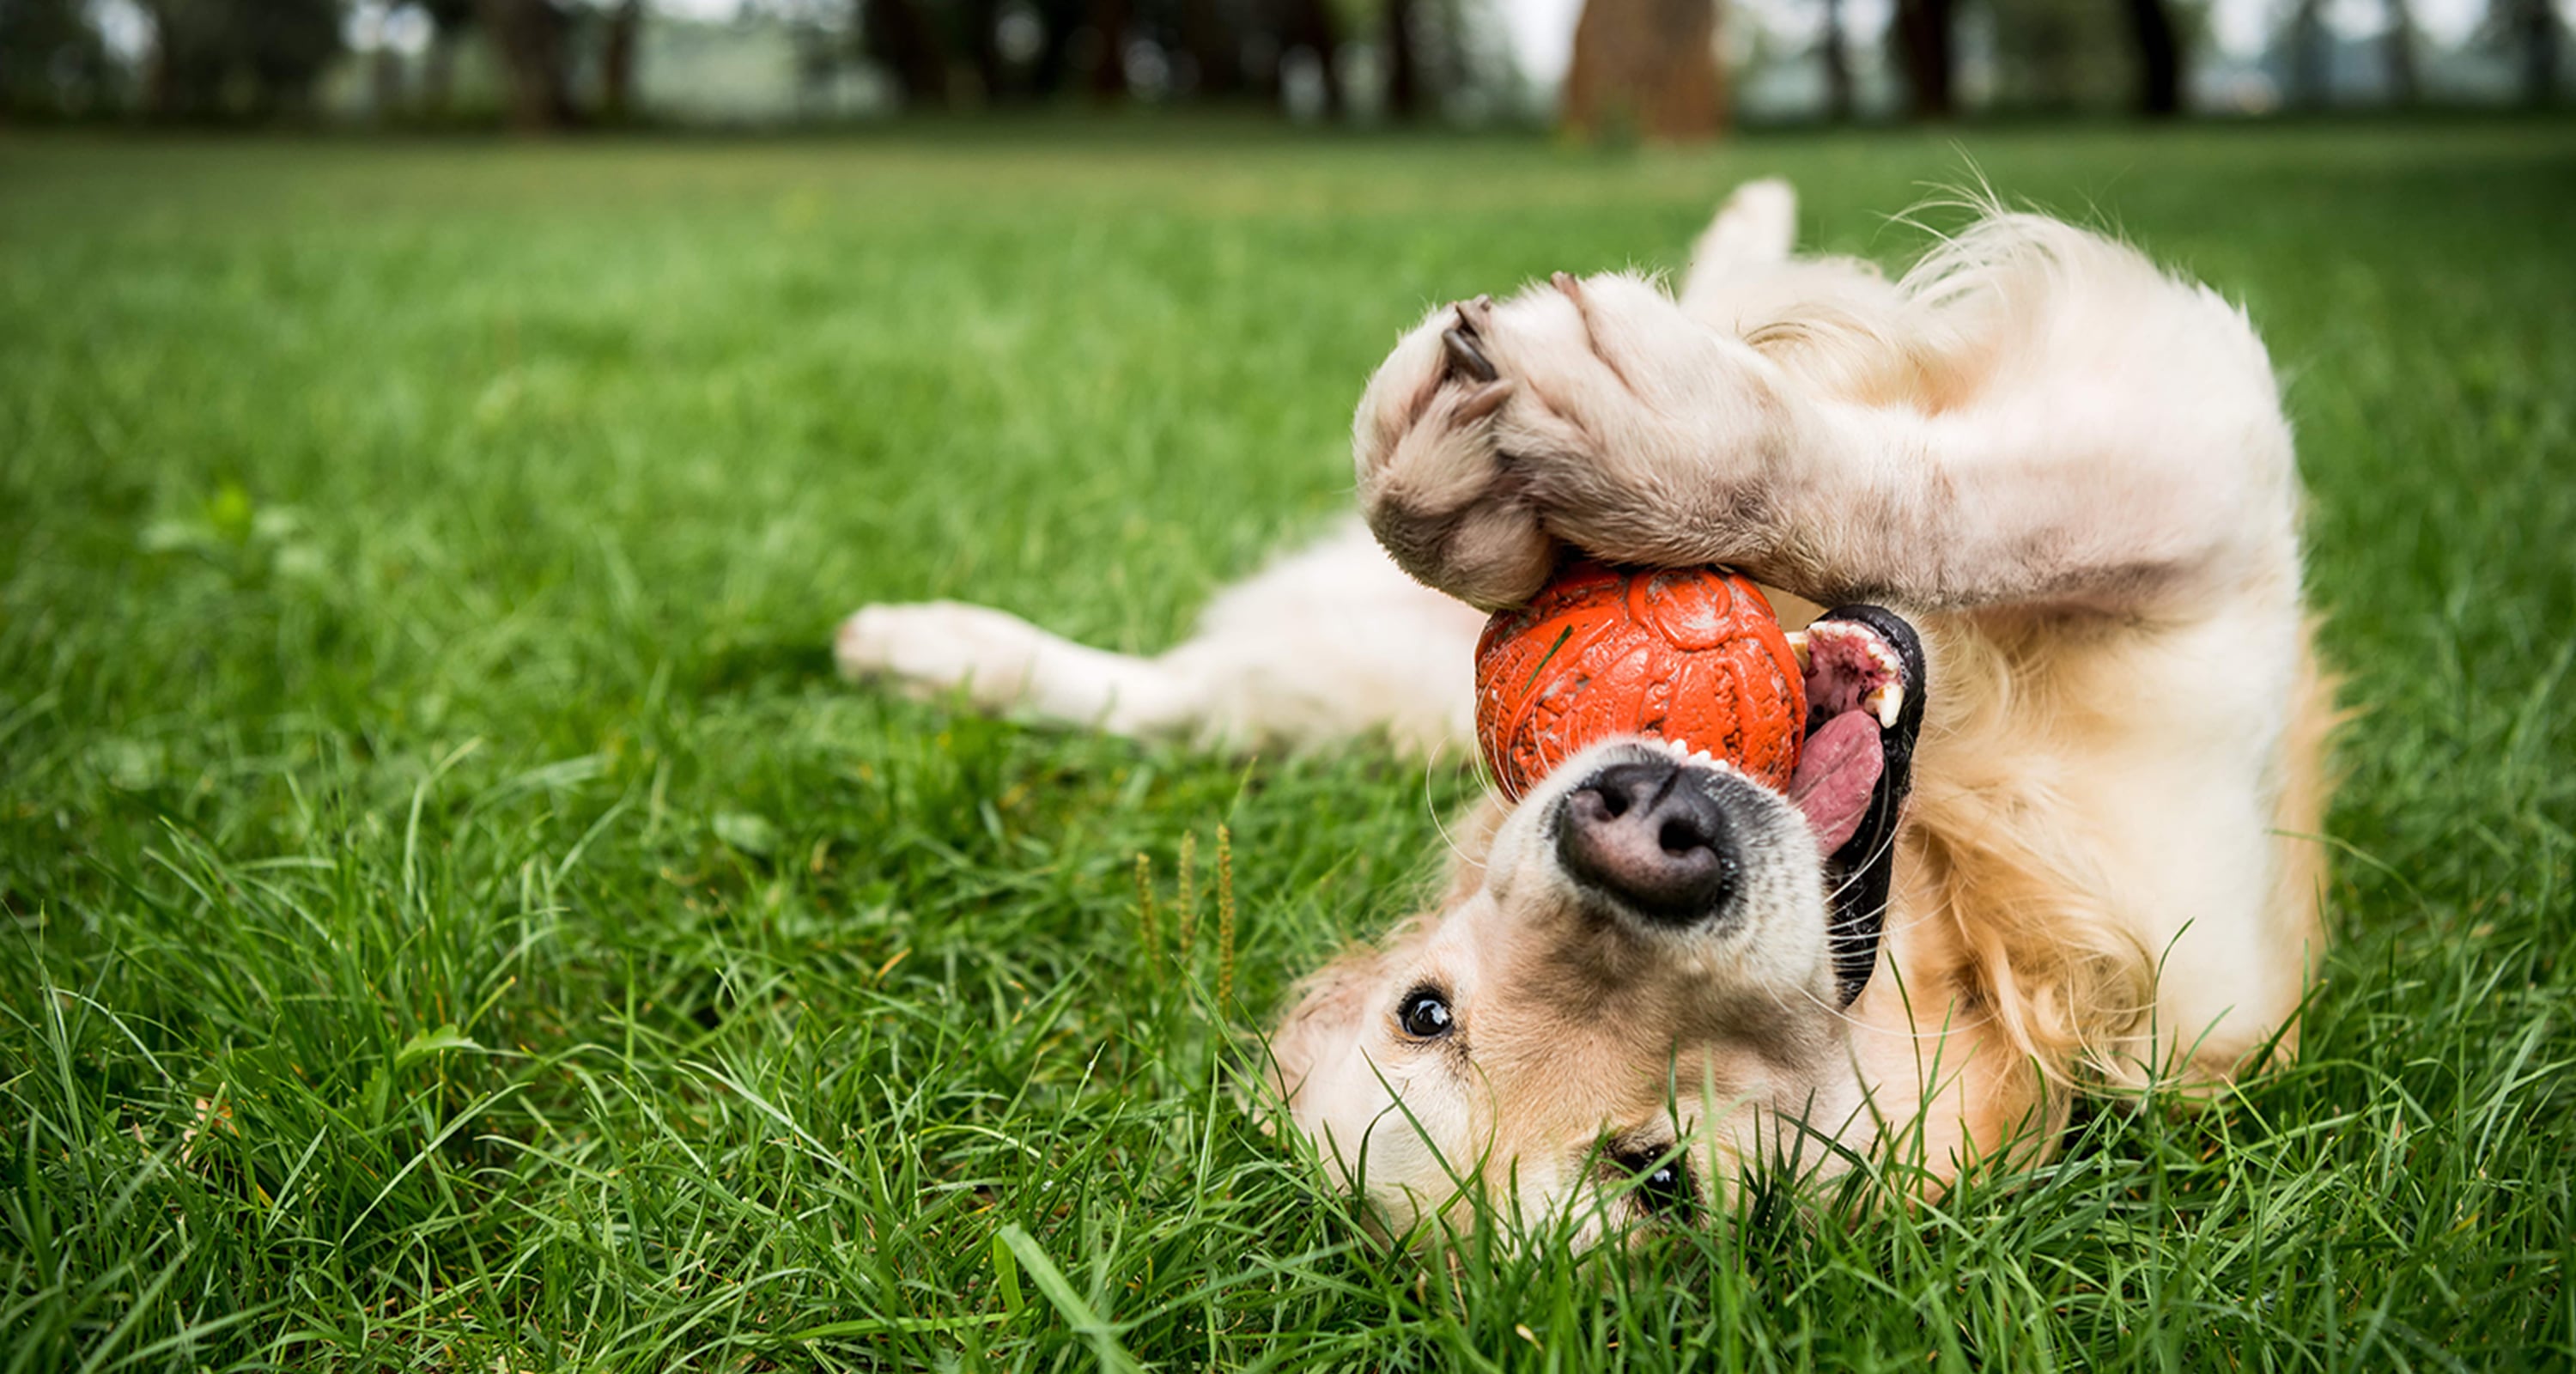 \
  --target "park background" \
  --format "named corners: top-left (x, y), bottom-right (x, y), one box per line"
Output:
top-left (0, 0), bottom-right (2568, 130)
top-left (3, 0), bottom-right (2574, 1371)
